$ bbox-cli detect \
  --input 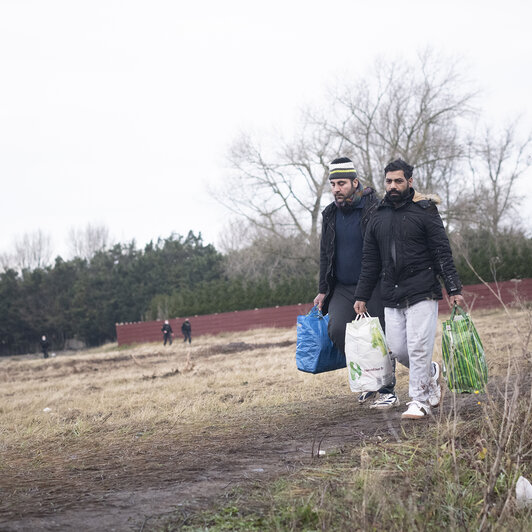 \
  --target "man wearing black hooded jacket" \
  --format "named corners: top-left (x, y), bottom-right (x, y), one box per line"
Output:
top-left (314, 157), bottom-right (398, 410)
top-left (354, 159), bottom-right (464, 420)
